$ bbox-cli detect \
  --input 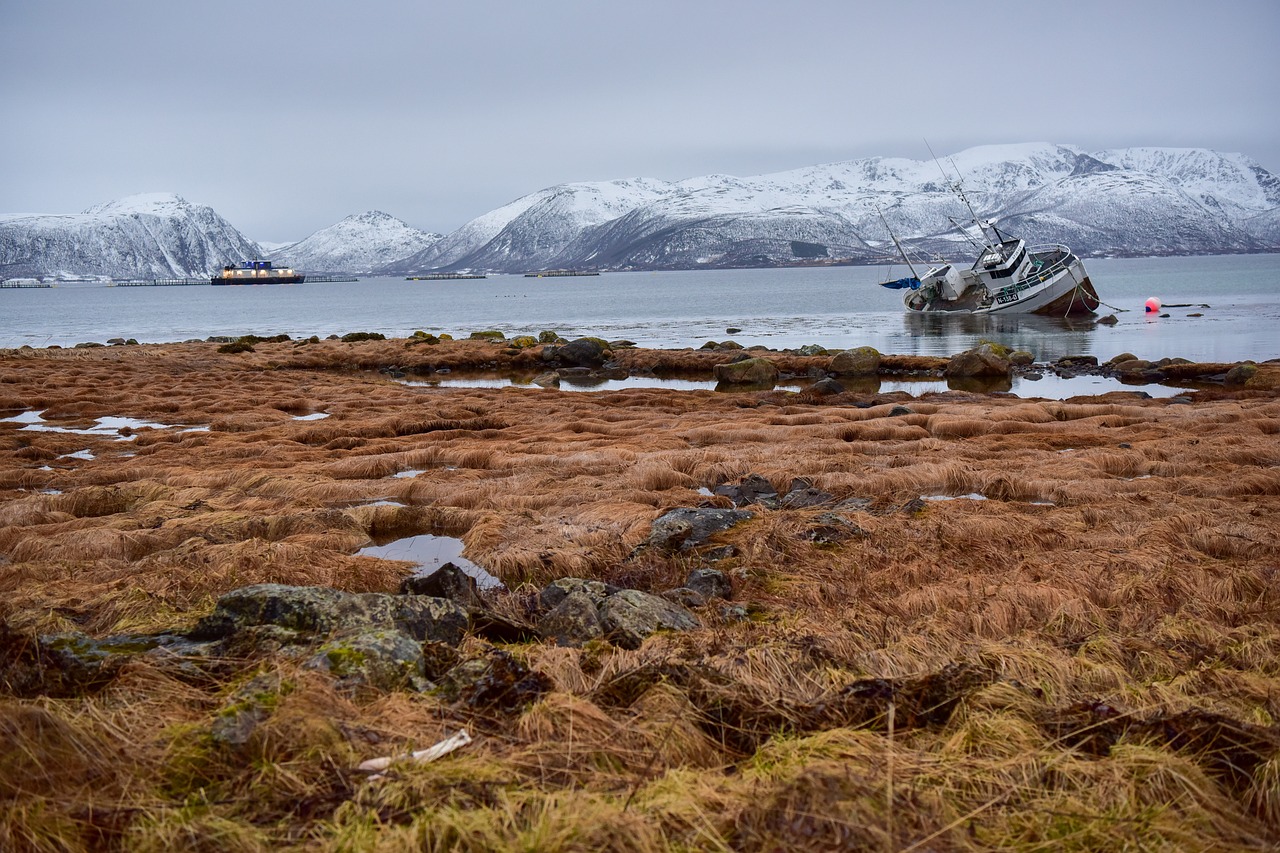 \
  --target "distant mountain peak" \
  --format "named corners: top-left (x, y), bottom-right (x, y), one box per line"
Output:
top-left (273, 210), bottom-right (443, 274)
